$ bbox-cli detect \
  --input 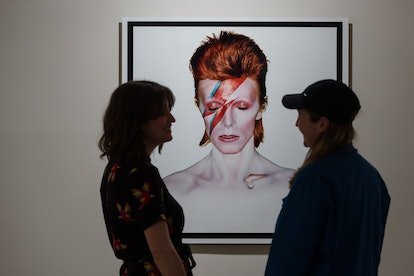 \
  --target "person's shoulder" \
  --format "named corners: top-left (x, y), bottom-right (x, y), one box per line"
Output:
top-left (355, 151), bottom-right (380, 171)
top-left (321, 144), bottom-right (360, 165)
top-left (271, 165), bottom-right (294, 178)
top-left (263, 166), bottom-right (292, 189)
top-left (163, 156), bottom-right (211, 190)
top-left (258, 155), bottom-right (295, 180)
top-left (257, 153), bottom-right (294, 174)
top-left (313, 145), bottom-right (377, 174)
top-left (123, 162), bottom-right (163, 185)
top-left (260, 172), bottom-right (291, 195)
top-left (250, 153), bottom-right (293, 181)
top-left (294, 161), bottom-right (324, 185)
top-left (164, 170), bottom-right (194, 184)
top-left (125, 161), bottom-right (153, 174)
top-left (353, 151), bottom-right (387, 186)
top-left (163, 168), bottom-right (201, 194)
